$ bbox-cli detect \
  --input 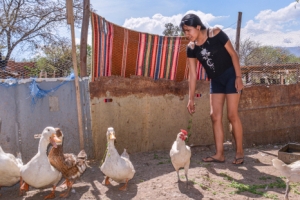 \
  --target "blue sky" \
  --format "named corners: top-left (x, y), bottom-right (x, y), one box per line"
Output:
top-left (89, 0), bottom-right (300, 47)
top-left (7, 0), bottom-right (300, 60)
